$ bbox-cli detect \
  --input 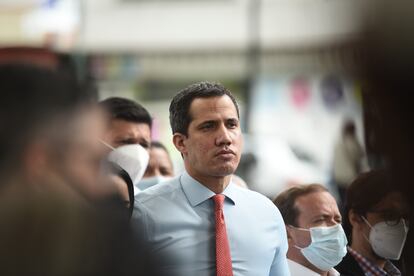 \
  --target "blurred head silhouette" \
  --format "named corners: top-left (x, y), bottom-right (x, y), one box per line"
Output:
top-left (0, 63), bottom-right (106, 201)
